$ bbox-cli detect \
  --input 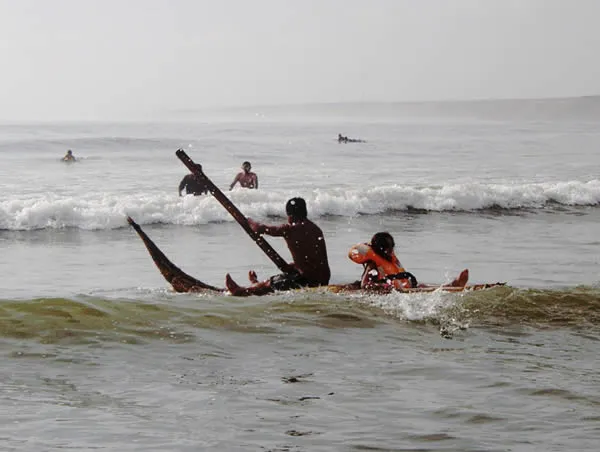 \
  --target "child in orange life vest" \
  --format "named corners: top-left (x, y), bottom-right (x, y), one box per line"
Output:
top-left (348, 232), bottom-right (470, 291)
top-left (348, 232), bottom-right (415, 290)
